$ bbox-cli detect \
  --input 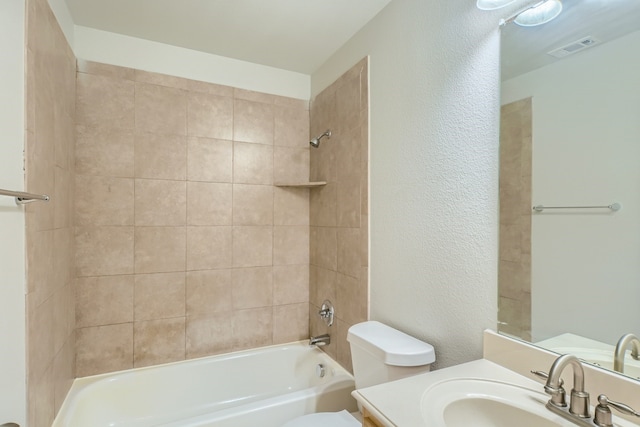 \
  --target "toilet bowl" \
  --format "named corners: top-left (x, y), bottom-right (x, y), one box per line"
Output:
top-left (282, 321), bottom-right (435, 426)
